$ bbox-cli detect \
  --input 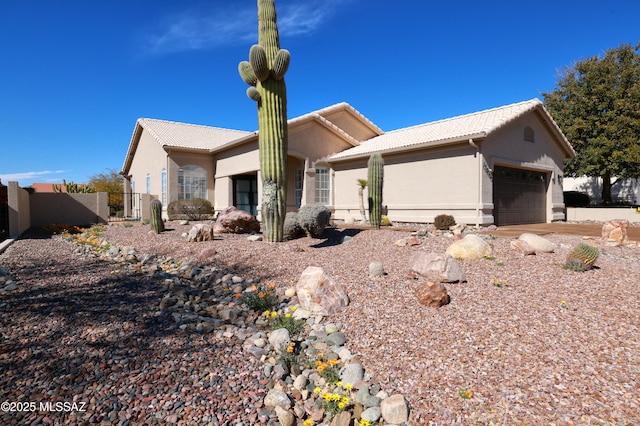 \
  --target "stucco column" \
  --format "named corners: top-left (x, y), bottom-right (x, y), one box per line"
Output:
top-left (303, 158), bottom-right (315, 207)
